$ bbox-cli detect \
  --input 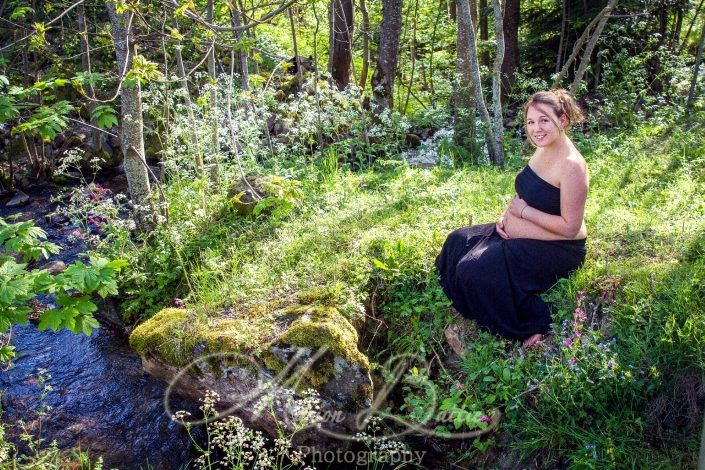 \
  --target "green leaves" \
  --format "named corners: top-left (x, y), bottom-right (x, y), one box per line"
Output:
top-left (11, 100), bottom-right (73, 142)
top-left (0, 218), bottom-right (127, 359)
top-left (123, 55), bottom-right (163, 87)
top-left (91, 105), bottom-right (119, 129)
